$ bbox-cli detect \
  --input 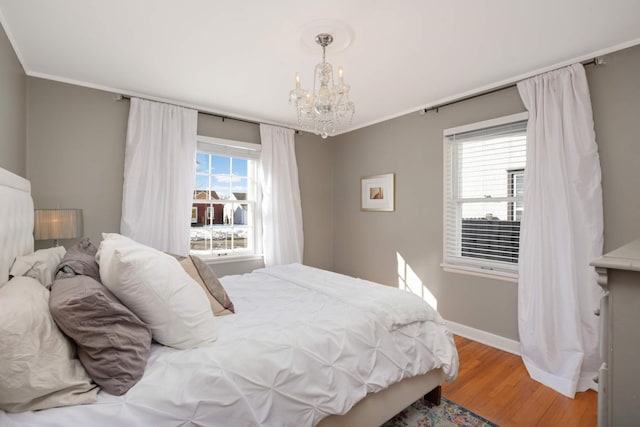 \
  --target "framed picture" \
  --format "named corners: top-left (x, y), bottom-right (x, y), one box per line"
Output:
top-left (361, 173), bottom-right (395, 211)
